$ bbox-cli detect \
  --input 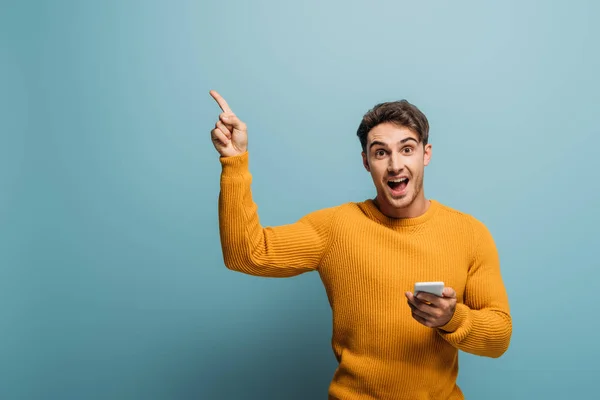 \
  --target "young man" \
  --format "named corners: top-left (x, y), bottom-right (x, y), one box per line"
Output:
top-left (210, 90), bottom-right (512, 400)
